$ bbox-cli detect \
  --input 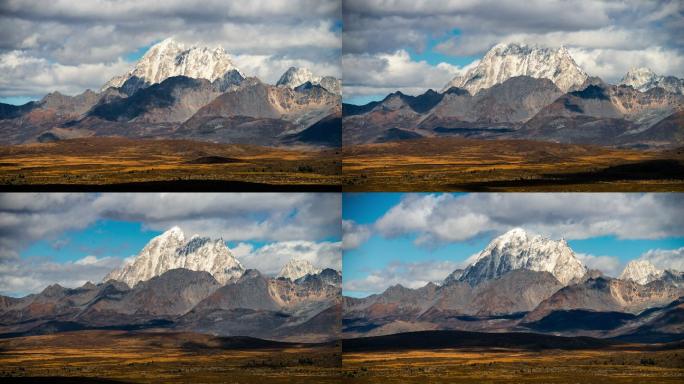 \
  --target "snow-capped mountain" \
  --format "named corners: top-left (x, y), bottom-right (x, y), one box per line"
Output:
top-left (277, 258), bottom-right (321, 281)
top-left (102, 38), bottom-right (244, 91)
top-left (276, 67), bottom-right (341, 94)
top-left (104, 226), bottom-right (244, 287)
top-left (619, 259), bottom-right (664, 285)
top-left (619, 67), bottom-right (684, 95)
top-left (459, 228), bottom-right (586, 286)
top-left (442, 43), bottom-right (588, 94)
